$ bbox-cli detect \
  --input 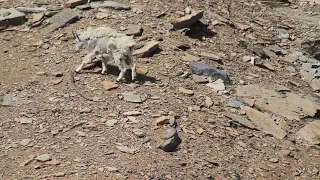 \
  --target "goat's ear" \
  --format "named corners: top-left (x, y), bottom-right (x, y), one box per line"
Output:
top-left (129, 44), bottom-right (136, 52)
